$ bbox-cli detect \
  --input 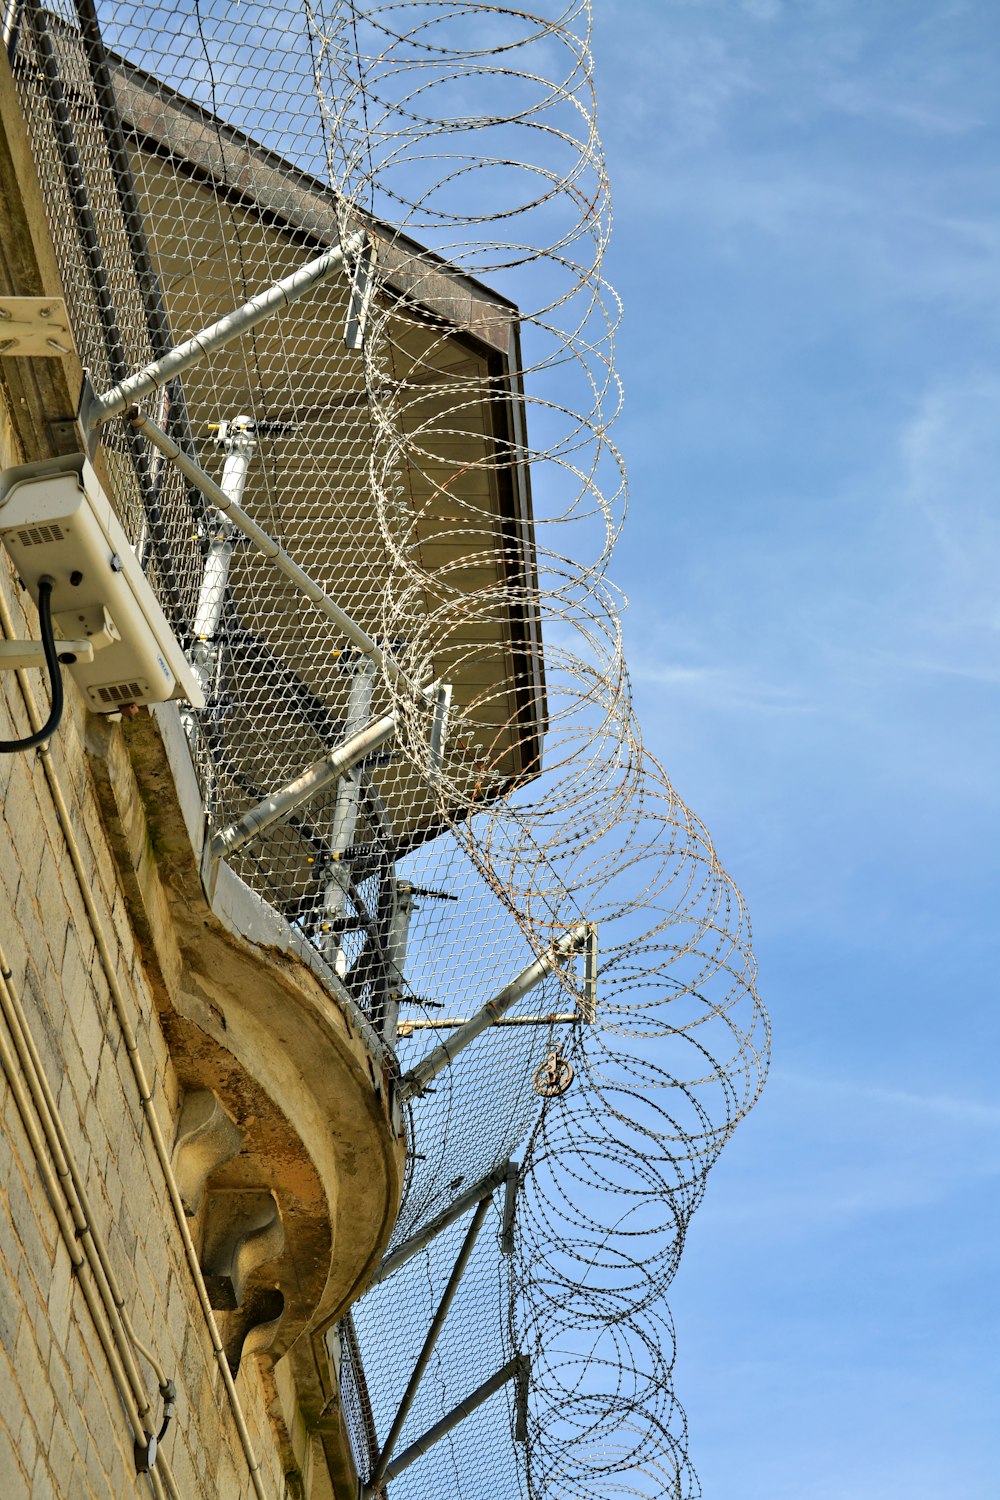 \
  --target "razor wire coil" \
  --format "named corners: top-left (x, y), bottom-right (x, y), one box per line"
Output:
top-left (5, 4), bottom-right (769, 1496)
